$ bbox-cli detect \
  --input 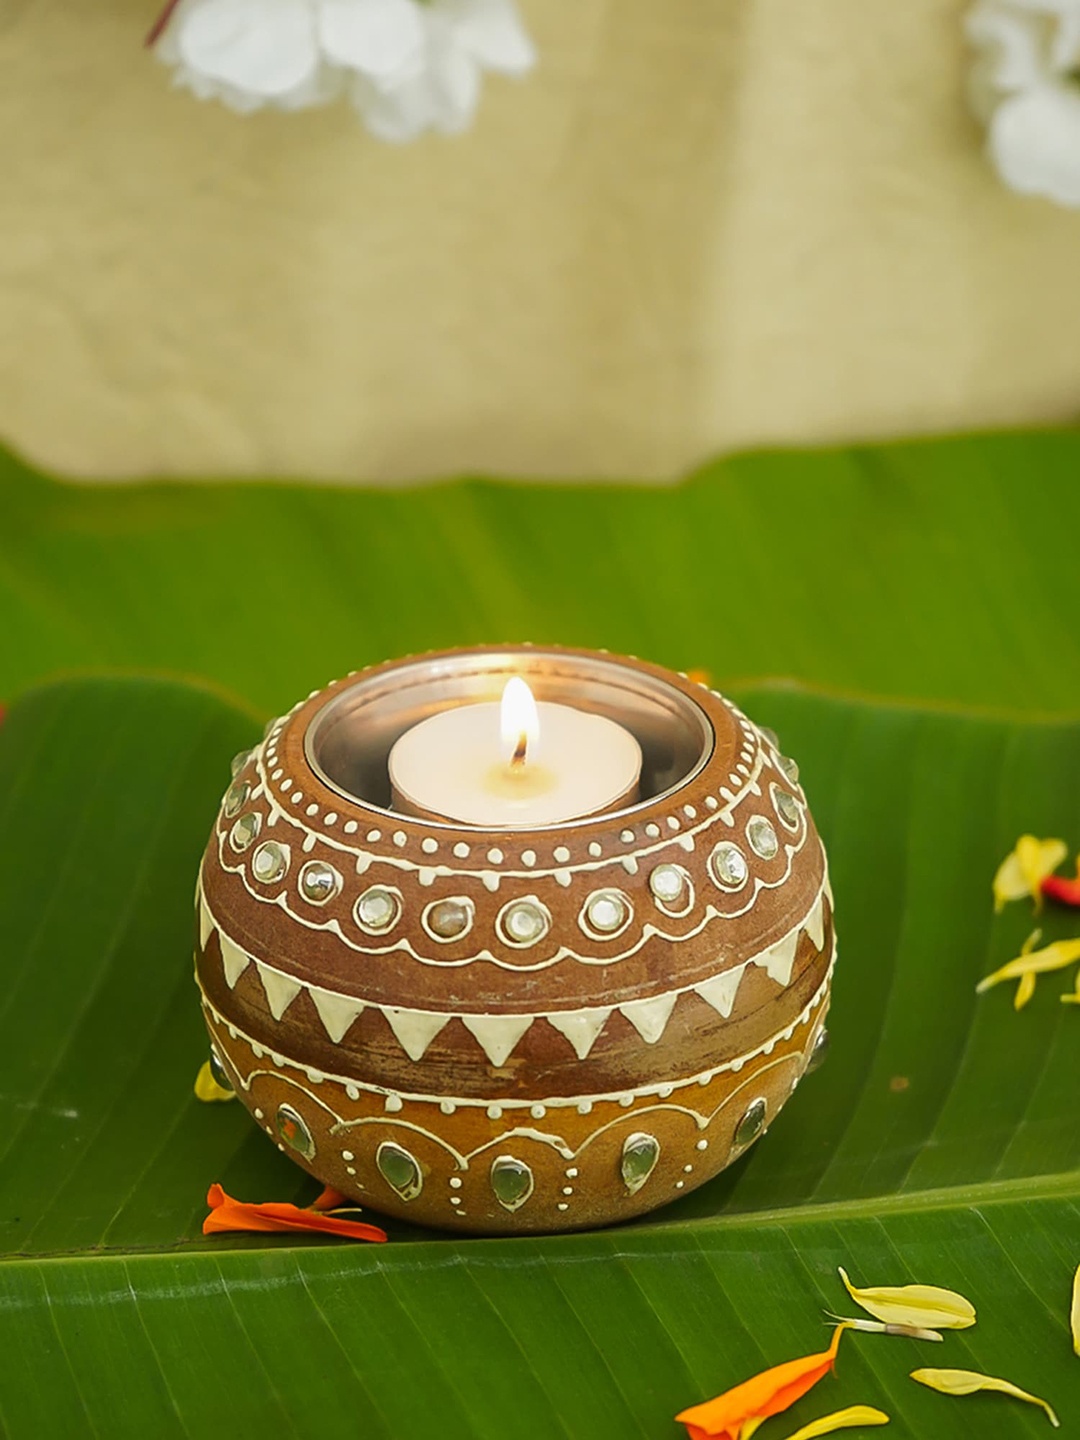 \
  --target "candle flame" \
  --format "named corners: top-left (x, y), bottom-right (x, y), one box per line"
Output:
top-left (501, 676), bottom-right (540, 768)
